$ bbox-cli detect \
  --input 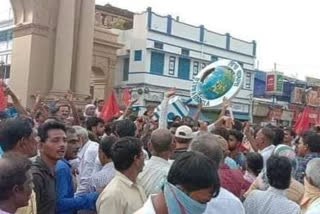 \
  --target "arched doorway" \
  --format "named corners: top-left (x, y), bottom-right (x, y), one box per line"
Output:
top-left (8, 0), bottom-right (96, 107)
